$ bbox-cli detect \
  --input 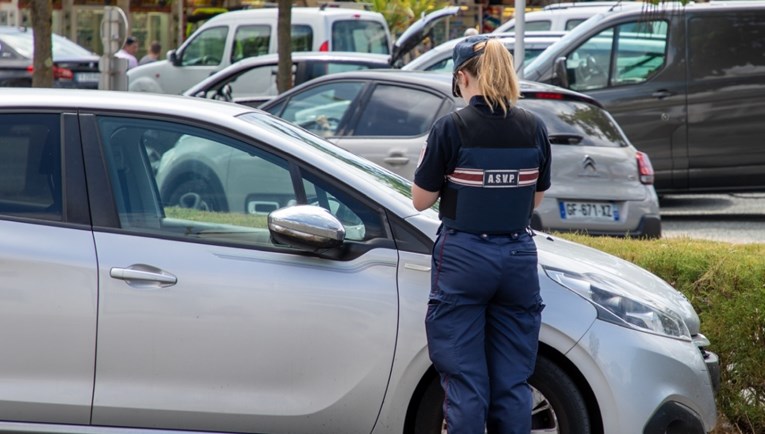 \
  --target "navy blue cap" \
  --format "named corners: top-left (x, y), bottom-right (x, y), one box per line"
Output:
top-left (452, 34), bottom-right (489, 73)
